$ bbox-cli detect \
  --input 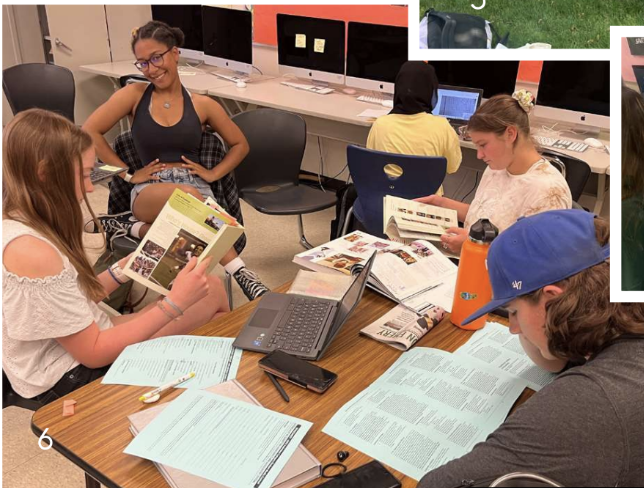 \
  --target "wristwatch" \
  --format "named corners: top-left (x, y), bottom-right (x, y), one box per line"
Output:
top-left (123, 172), bottom-right (134, 183)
